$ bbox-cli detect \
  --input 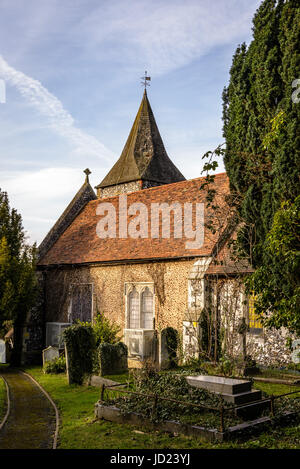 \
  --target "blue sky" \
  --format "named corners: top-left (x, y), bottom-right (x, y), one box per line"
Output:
top-left (0, 0), bottom-right (261, 244)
